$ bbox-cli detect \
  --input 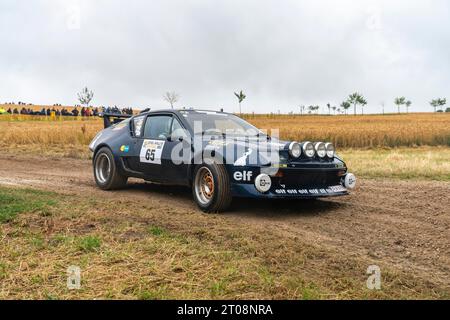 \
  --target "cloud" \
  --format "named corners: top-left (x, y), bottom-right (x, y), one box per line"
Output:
top-left (0, 0), bottom-right (449, 113)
